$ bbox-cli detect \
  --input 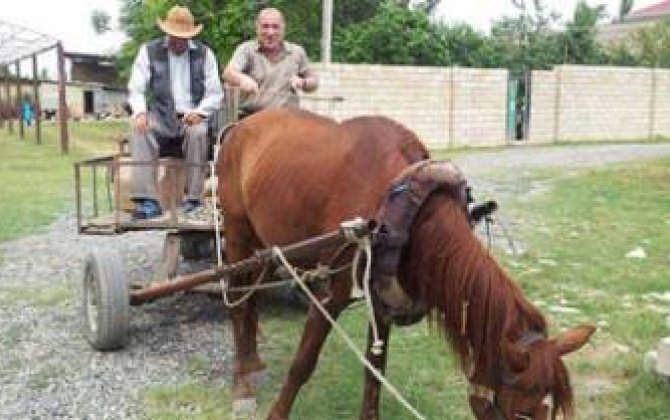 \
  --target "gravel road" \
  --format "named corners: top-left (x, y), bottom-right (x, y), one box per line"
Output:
top-left (1, 142), bottom-right (669, 419)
